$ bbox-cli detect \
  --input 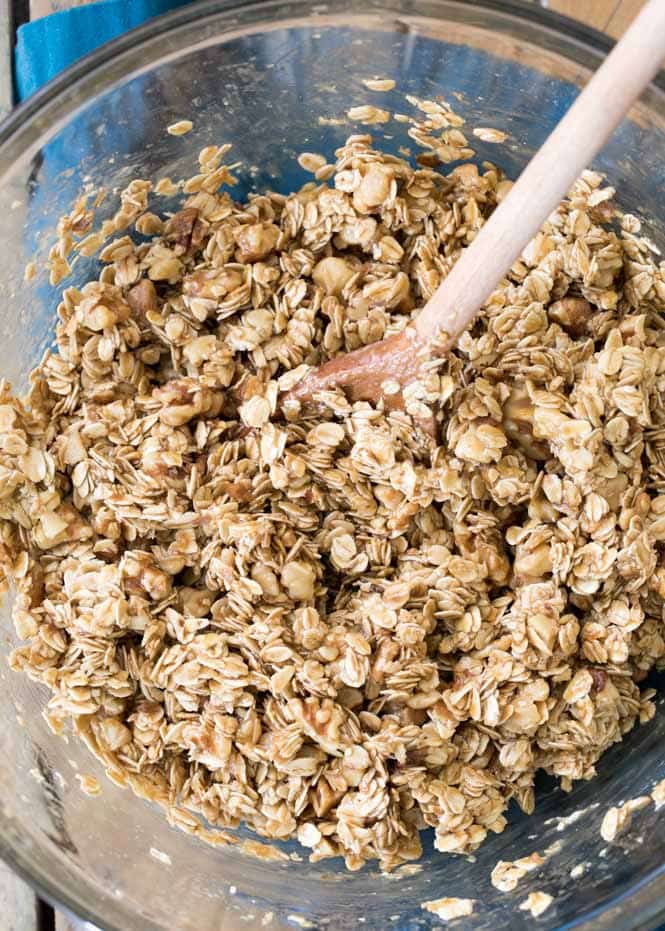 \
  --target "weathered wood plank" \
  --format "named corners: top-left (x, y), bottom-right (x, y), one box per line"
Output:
top-left (28, 2), bottom-right (650, 43)
top-left (548, 0), bottom-right (616, 31)
top-left (30, 0), bottom-right (95, 18)
top-left (0, 0), bottom-right (13, 115)
top-left (606, 0), bottom-right (646, 38)
top-left (0, 858), bottom-right (40, 931)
